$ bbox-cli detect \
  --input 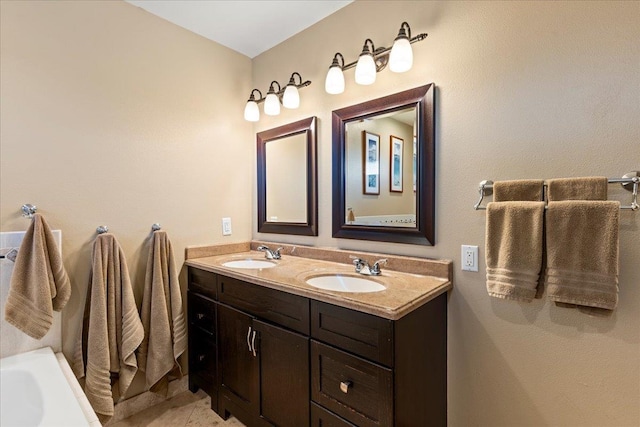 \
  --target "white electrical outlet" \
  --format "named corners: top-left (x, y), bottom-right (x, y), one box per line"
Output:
top-left (222, 217), bottom-right (232, 236)
top-left (461, 245), bottom-right (479, 272)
